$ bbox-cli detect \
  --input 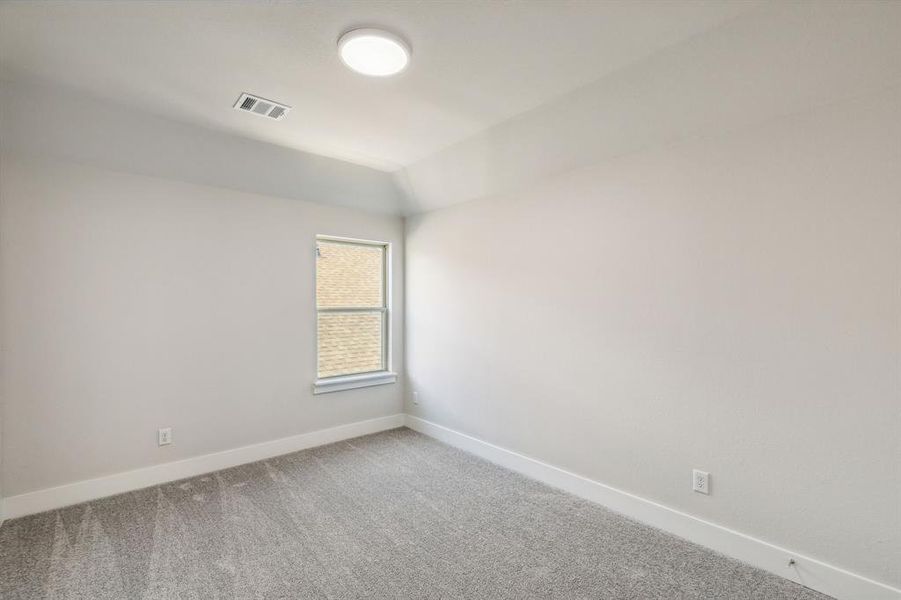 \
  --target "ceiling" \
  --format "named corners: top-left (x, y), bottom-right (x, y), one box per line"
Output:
top-left (0, 0), bottom-right (760, 171)
top-left (400, 0), bottom-right (901, 212)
